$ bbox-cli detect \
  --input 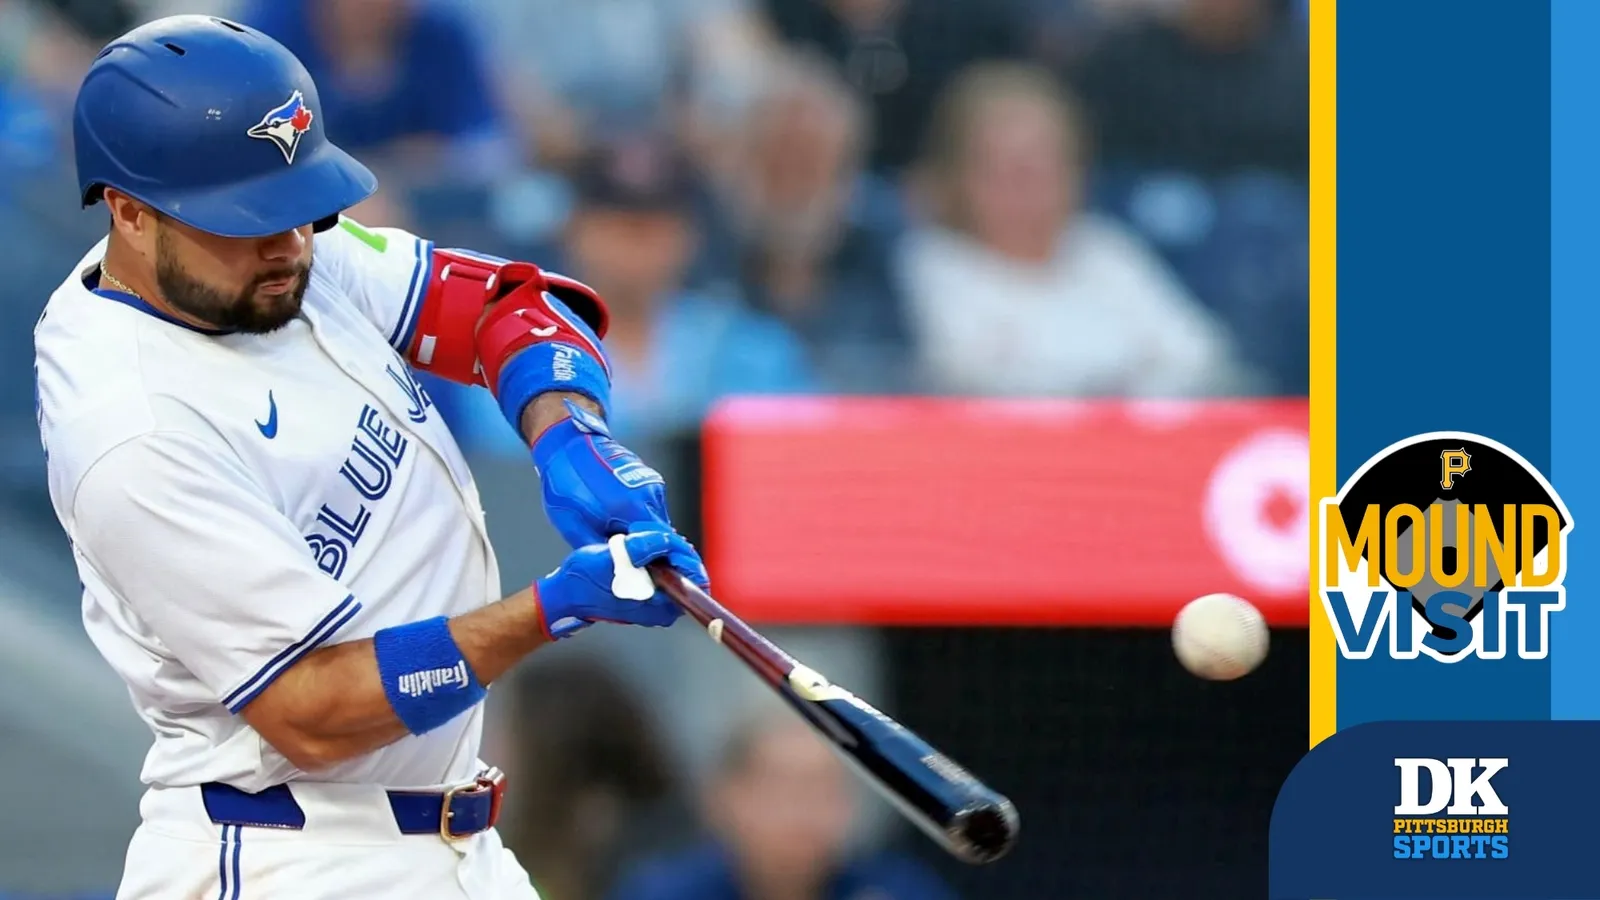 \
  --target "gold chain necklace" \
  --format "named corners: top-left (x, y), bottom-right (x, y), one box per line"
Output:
top-left (99, 263), bottom-right (140, 299)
